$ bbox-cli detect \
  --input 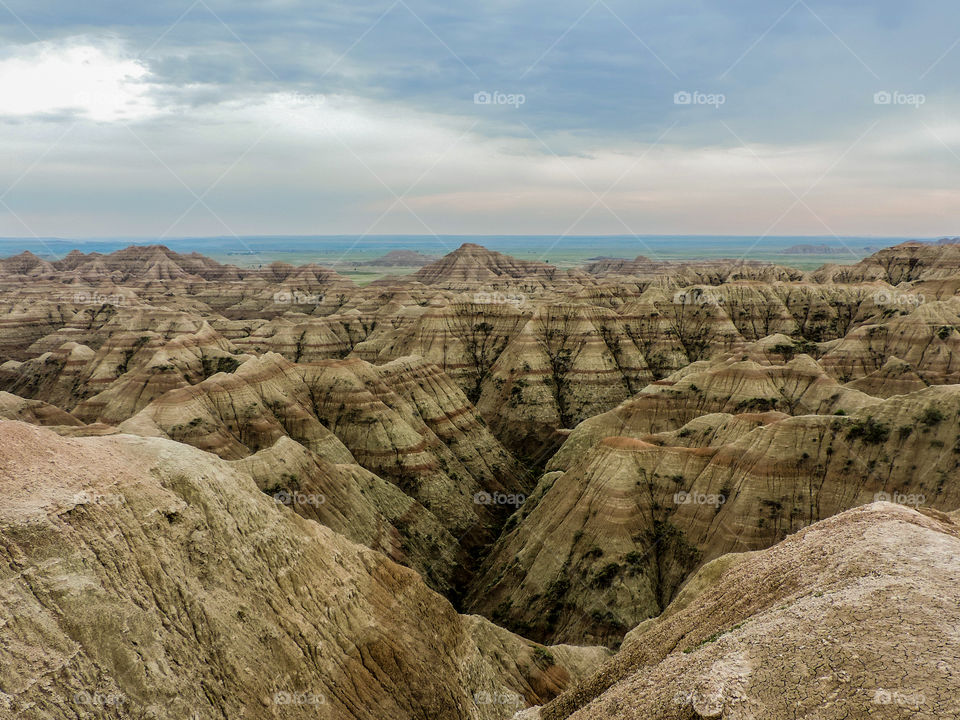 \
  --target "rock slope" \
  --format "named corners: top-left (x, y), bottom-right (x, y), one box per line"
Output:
top-left (4, 240), bottom-right (960, 664)
top-left (471, 383), bottom-right (960, 644)
top-left (535, 502), bottom-right (960, 720)
top-left (118, 352), bottom-right (528, 595)
top-left (0, 421), bottom-right (608, 720)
